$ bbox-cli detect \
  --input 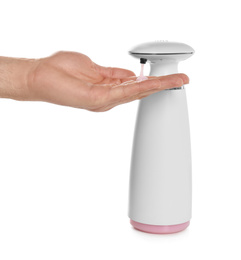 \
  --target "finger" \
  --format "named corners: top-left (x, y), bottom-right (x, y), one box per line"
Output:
top-left (125, 74), bottom-right (189, 101)
top-left (96, 73), bottom-right (189, 111)
top-left (120, 76), bottom-right (137, 83)
top-left (94, 63), bottom-right (136, 78)
top-left (95, 76), bottom-right (136, 85)
top-left (146, 73), bottom-right (189, 84)
top-left (108, 73), bottom-right (188, 103)
top-left (120, 73), bottom-right (189, 84)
